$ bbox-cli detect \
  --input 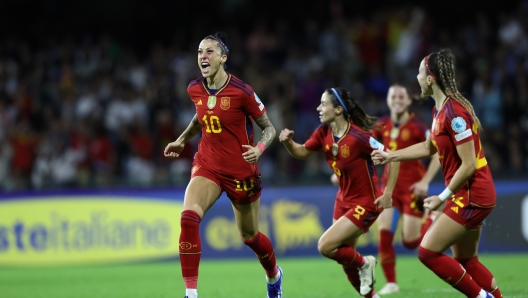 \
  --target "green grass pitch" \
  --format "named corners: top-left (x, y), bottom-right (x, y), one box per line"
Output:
top-left (1, 254), bottom-right (527, 298)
